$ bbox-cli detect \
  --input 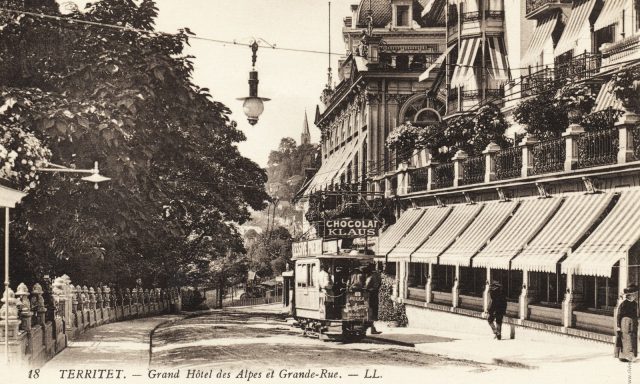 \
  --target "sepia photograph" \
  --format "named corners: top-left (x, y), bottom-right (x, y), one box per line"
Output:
top-left (0, 0), bottom-right (639, 383)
